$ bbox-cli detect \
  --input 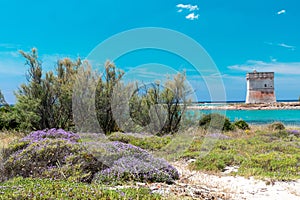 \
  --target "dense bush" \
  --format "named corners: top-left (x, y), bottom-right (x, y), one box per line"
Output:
top-left (234, 120), bottom-right (250, 130)
top-left (16, 49), bottom-right (81, 131)
top-left (92, 141), bottom-right (179, 185)
top-left (268, 122), bottom-right (285, 131)
top-left (199, 113), bottom-right (234, 131)
top-left (1, 129), bottom-right (107, 183)
top-left (0, 106), bottom-right (20, 131)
